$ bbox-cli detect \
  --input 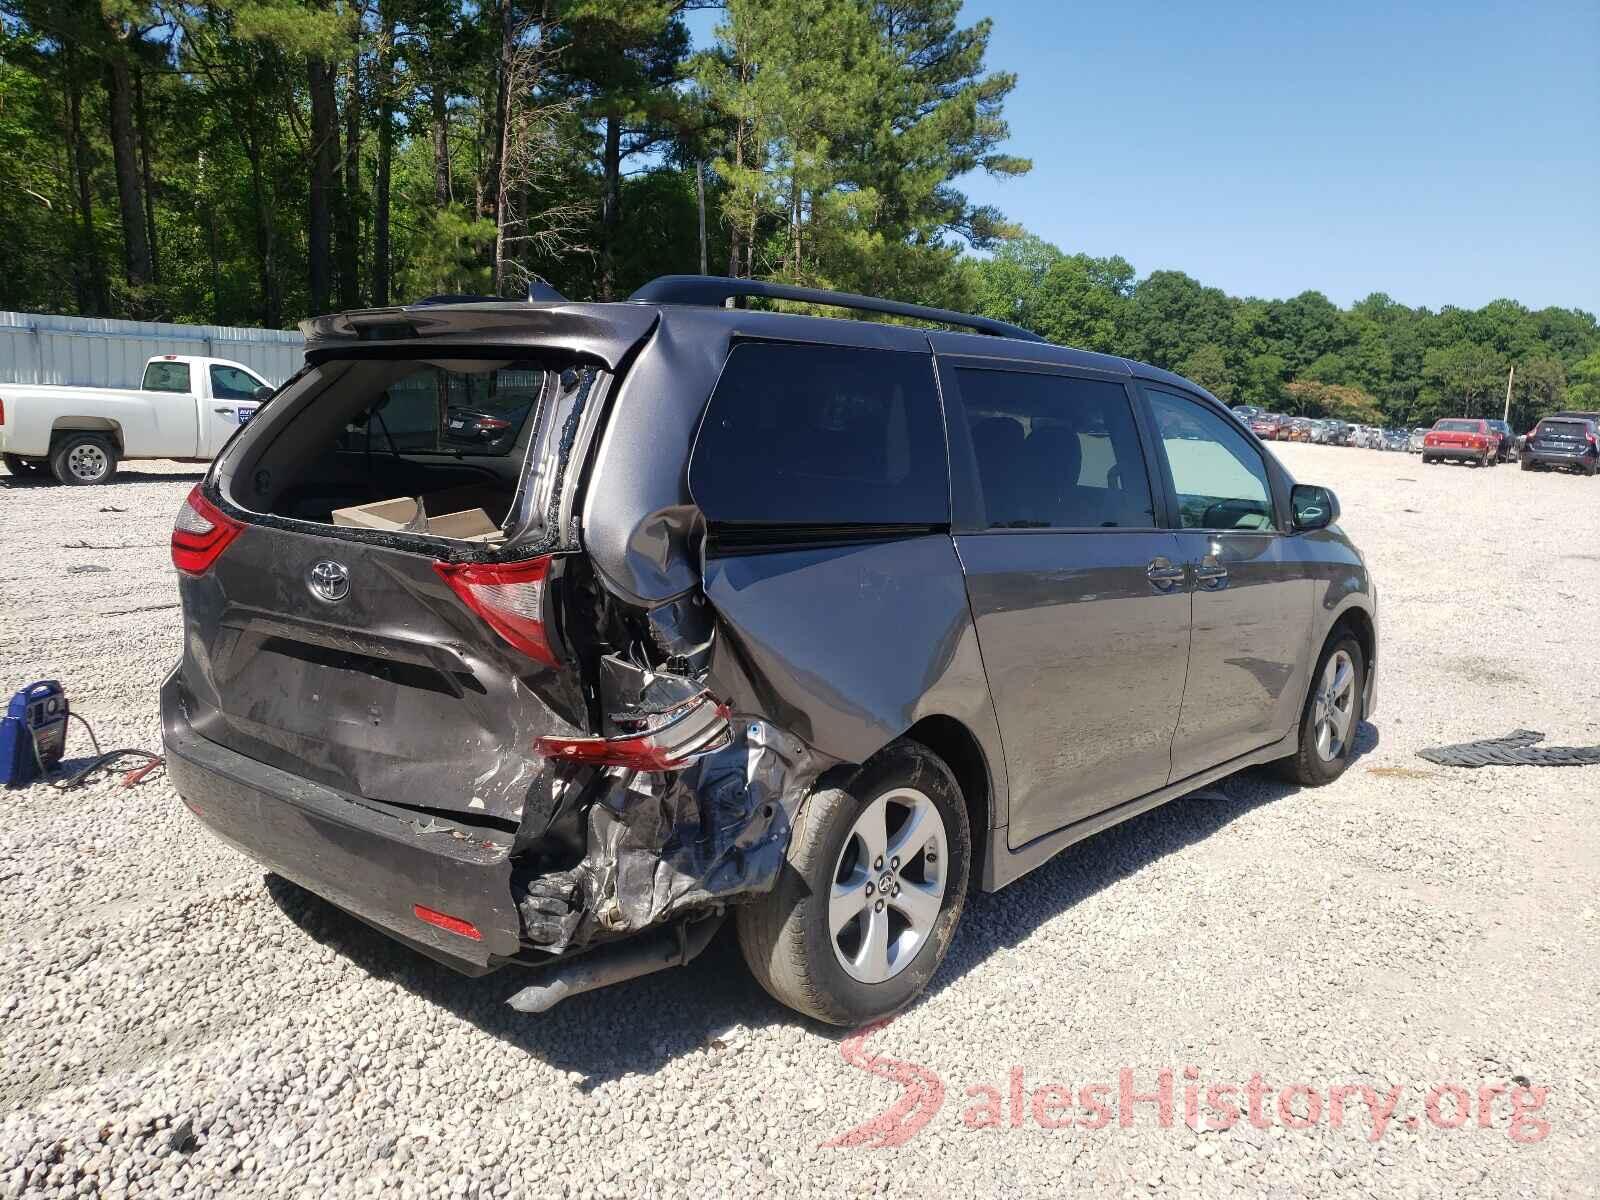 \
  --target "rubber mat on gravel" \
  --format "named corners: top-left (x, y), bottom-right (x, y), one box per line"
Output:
top-left (1417, 729), bottom-right (1600, 768)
